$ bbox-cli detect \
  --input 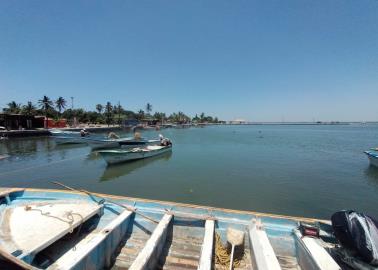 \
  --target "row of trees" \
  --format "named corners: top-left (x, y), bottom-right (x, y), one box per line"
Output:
top-left (3, 96), bottom-right (67, 117)
top-left (2, 97), bottom-right (220, 125)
